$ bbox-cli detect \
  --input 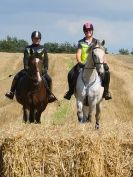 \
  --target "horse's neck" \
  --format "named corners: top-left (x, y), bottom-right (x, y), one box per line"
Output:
top-left (83, 68), bottom-right (97, 83)
top-left (83, 61), bottom-right (97, 83)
